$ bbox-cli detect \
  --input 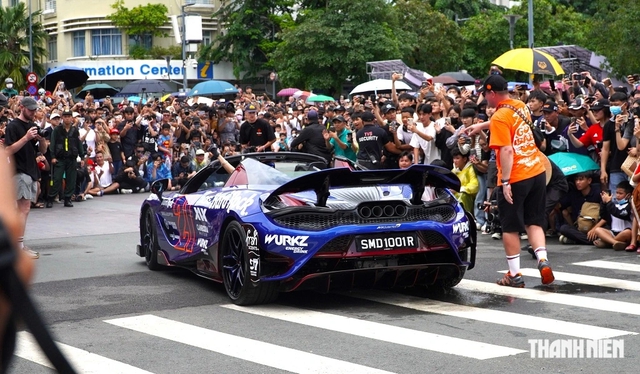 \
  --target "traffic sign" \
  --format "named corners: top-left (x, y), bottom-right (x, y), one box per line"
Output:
top-left (27, 84), bottom-right (38, 96)
top-left (26, 72), bottom-right (38, 84)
